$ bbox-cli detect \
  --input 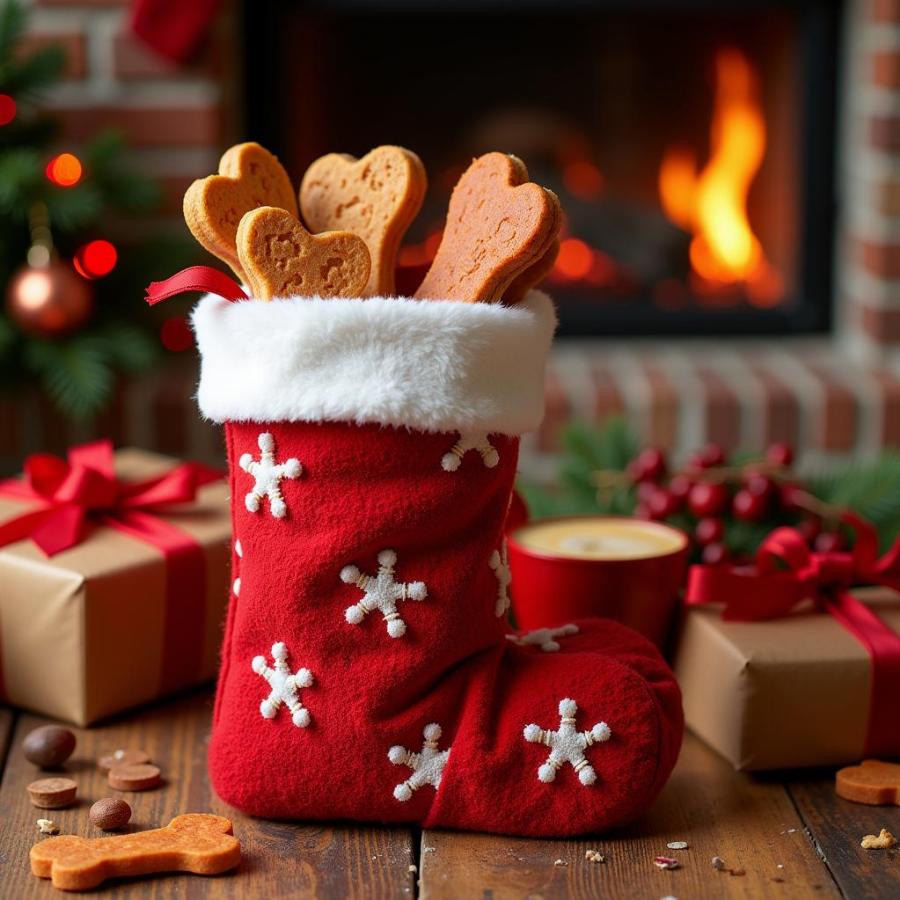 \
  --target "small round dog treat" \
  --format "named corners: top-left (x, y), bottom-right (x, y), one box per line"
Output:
top-left (97, 749), bottom-right (151, 773)
top-left (108, 763), bottom-right (161, 792)
top-left (90, 798), bottom-right (132, 831)
top-left (27, 777), bottom-right (77, 809)
top-left (23, 725), bottom-right (76, 768)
